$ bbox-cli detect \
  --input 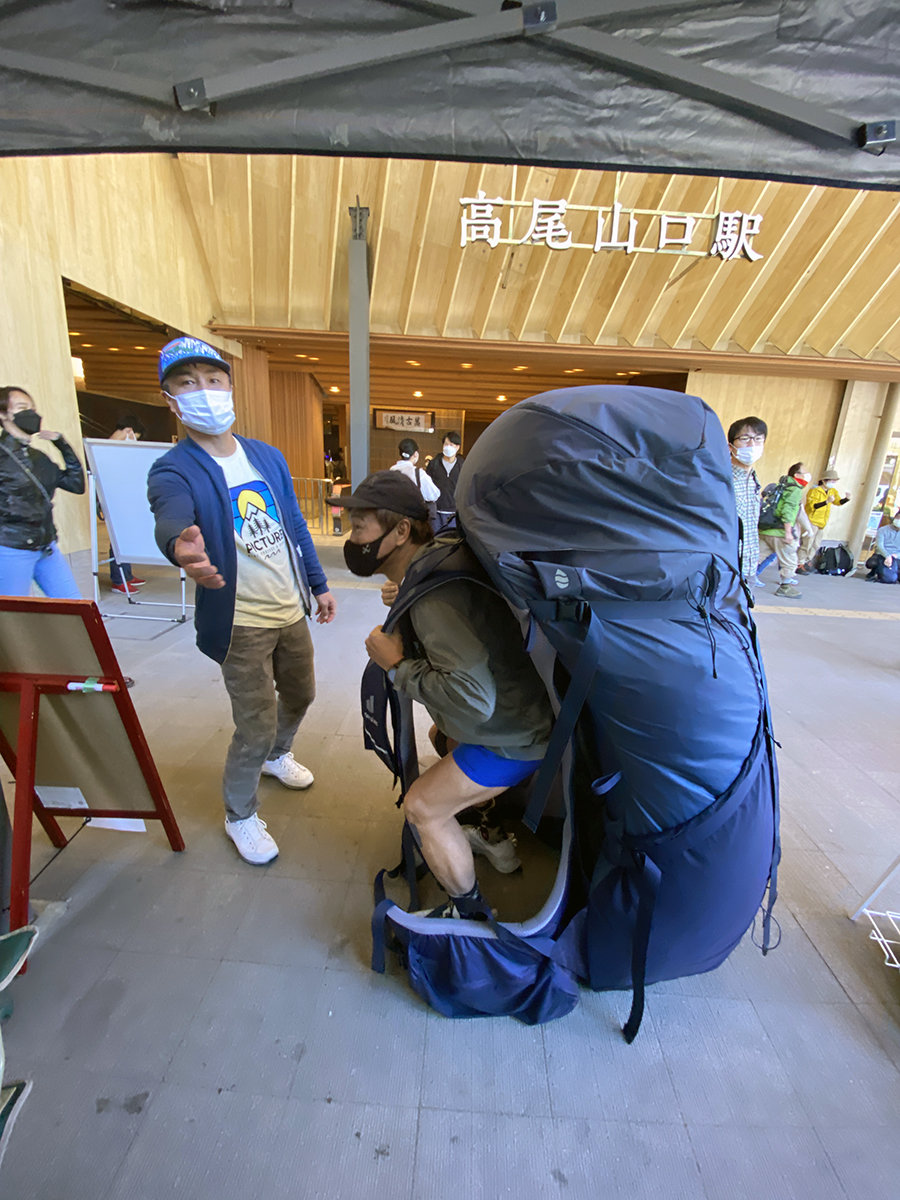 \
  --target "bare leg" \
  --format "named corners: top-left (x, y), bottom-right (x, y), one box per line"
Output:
top-left (403, 754), bottom-right (506, 896)
top-left (427, 724), bottom-right (458, 757)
